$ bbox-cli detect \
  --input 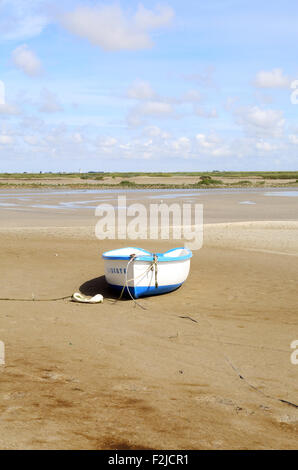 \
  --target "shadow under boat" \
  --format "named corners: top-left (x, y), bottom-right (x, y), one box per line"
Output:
top-left (79, 275), bottom-right (129, 301)
top-left (79, 274), bottom-right (182, 301)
